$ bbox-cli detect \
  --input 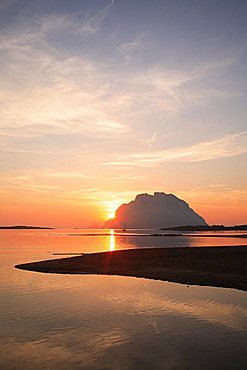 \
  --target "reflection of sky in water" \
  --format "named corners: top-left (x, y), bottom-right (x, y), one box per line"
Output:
top-left (108, 230), bottom-right (247, 251)
top-left (115, 234), bottom-right (191, 249)
top-left (2, 229), bottom-right (246, 255)
top-left (0, 230), bottom-right (247, 369)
